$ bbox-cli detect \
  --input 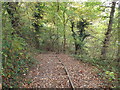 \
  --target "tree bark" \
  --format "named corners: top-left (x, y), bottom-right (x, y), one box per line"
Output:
top-left (116, 1), bottom-right (120, 87)
top-left (32, 3), bottom-right (43, 49)
top-left (6, 2), bottom-right (22, 36)
top-left (56, 1), bottom-right (60, 53)
top-left (101, 2), bottom-right (116, 60)
top-left (63, 10), bottom-right (66, 53)
top-left (117, 1), bottom-right (120, 65)
top-left (70, 21), bottom-right (77, 54)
